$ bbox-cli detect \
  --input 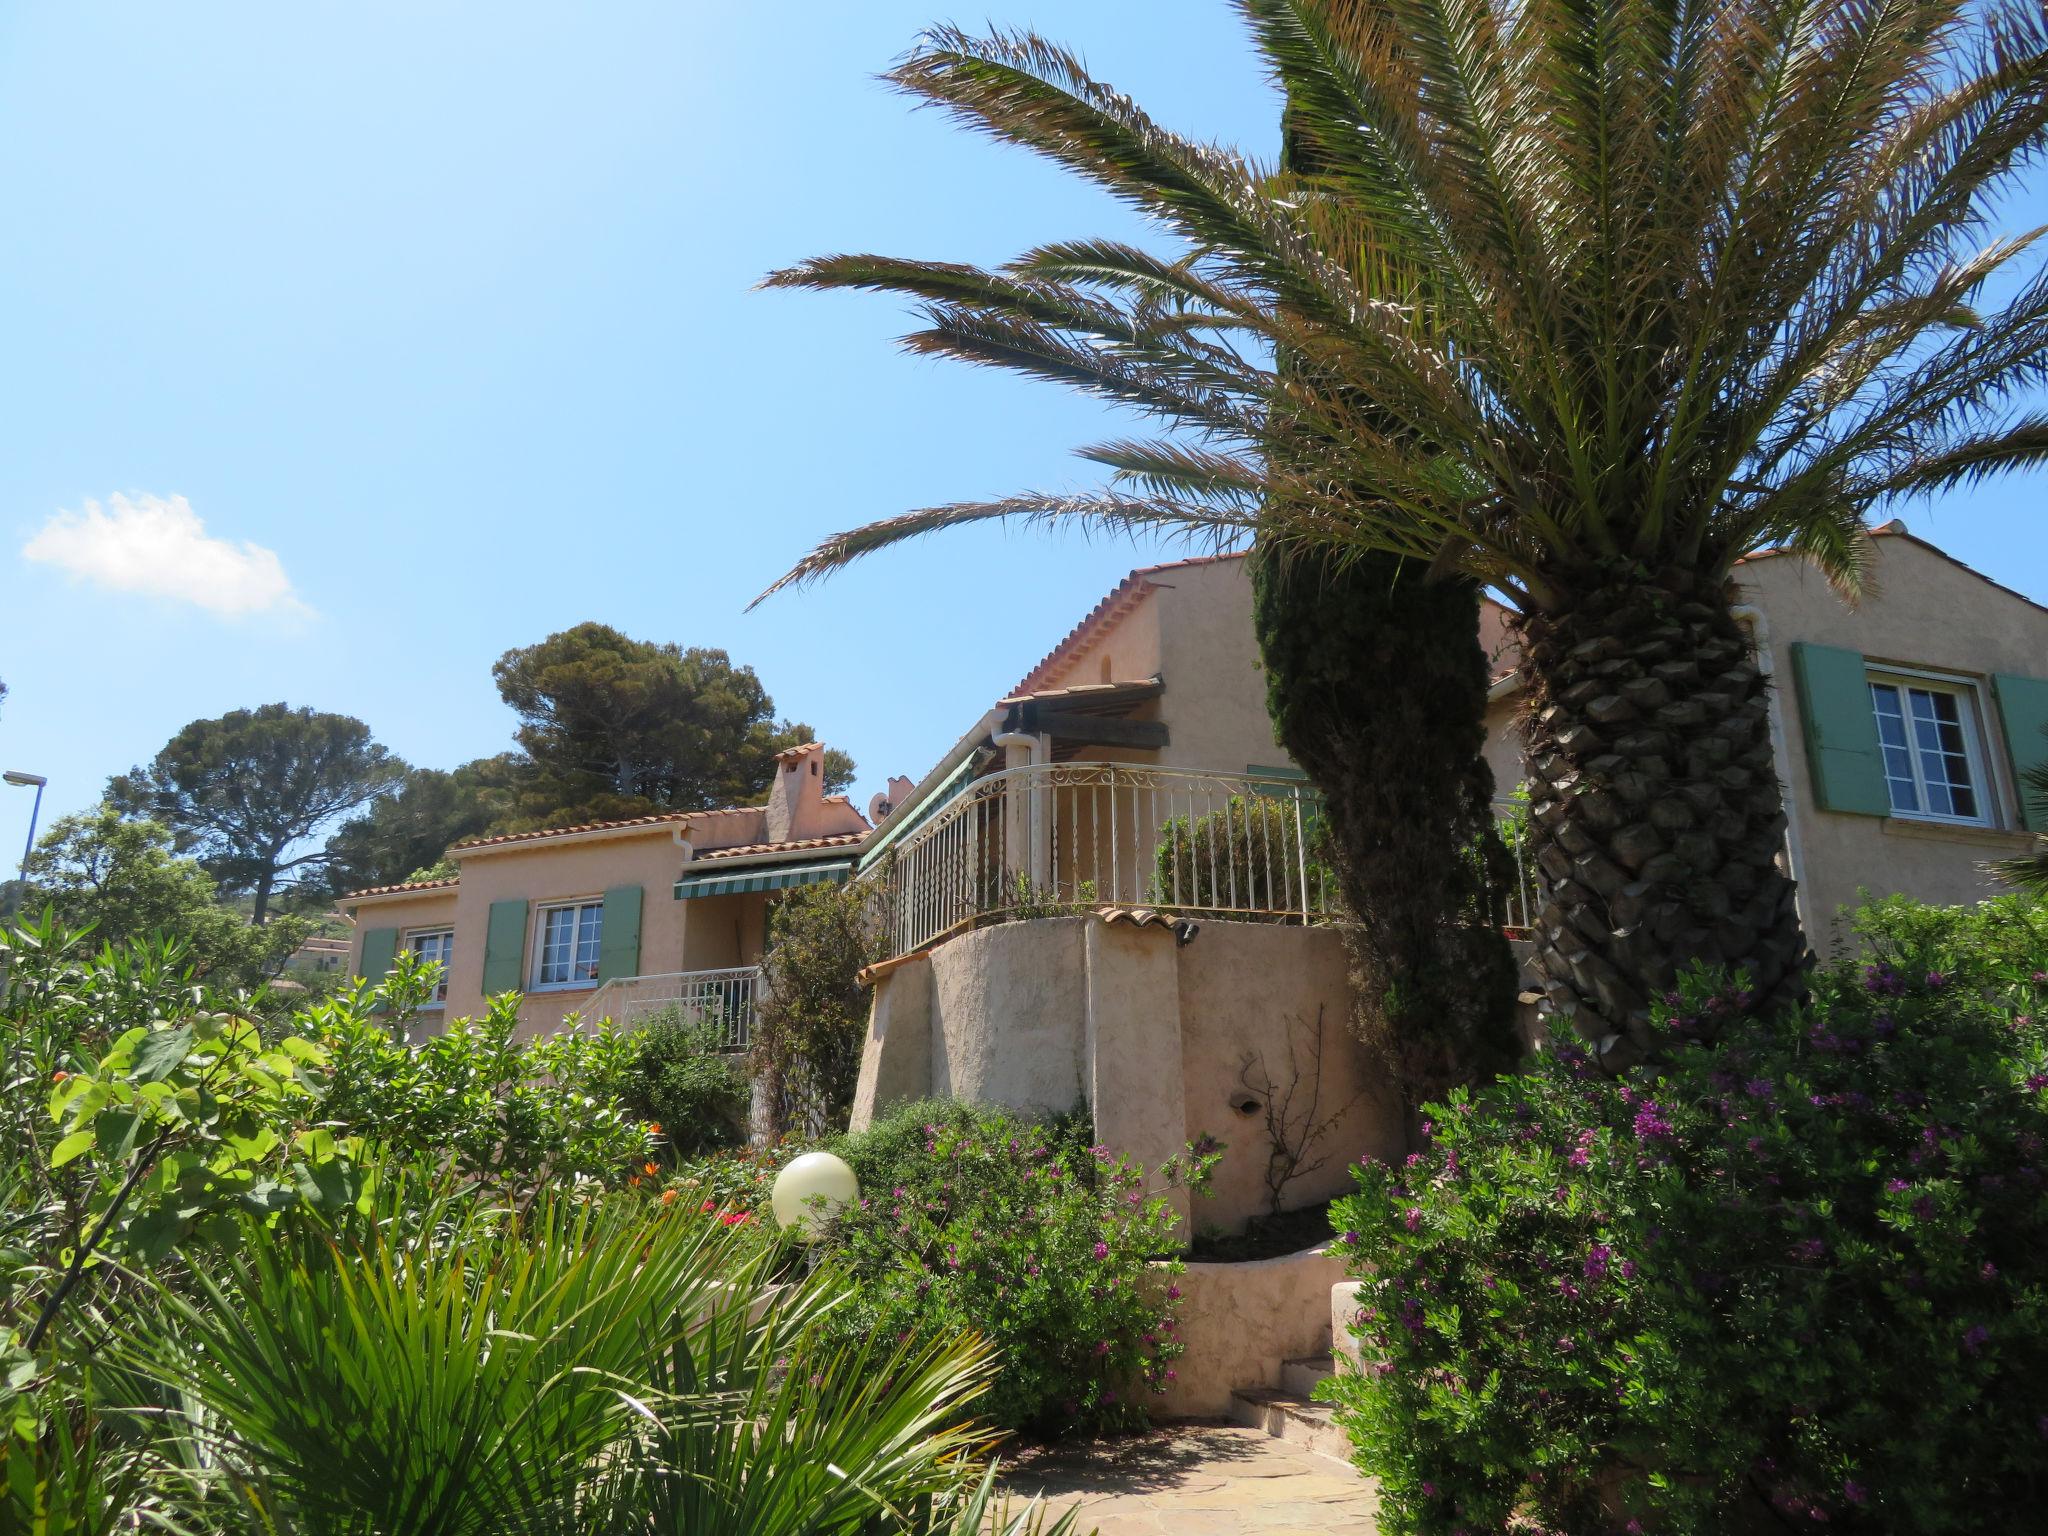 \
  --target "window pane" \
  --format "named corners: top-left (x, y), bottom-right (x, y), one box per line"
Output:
top-left (408, 931), bottom-right (452, 1003)
top-left (576, 904), bottom-right (604, 980)
top-left (1906, 688), bottom-right (1976, 818)
top-left (539, 907), bottom-right (575, 985)
top-left (1869, 683), bottom-right (1920, 813)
